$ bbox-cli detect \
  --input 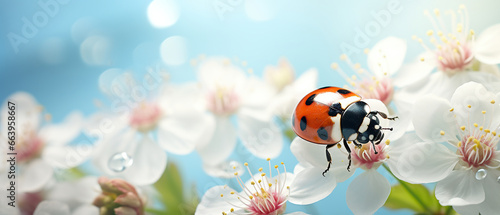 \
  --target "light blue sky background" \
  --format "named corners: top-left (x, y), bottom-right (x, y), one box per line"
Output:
top-left (1, 0), bottom-right (500, 214)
